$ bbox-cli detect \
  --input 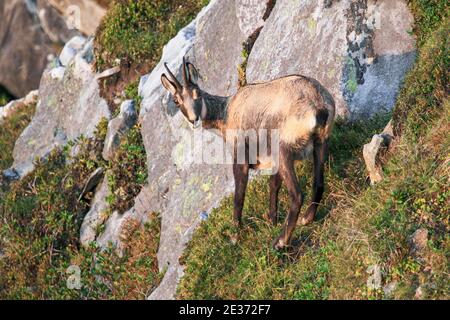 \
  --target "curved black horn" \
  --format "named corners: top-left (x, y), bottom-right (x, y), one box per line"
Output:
top-left (164, 63), bottom-right (181, 89)
top-left (182, 57), bottom-right (188, 86)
